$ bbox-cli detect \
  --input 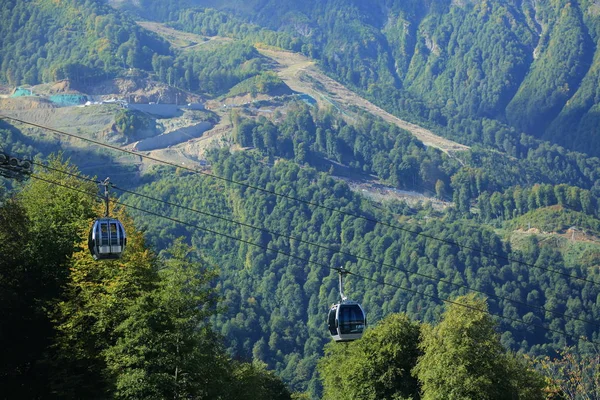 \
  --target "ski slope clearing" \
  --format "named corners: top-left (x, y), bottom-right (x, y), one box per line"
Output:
top-left (257, 47), bottom-right (469, 155)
